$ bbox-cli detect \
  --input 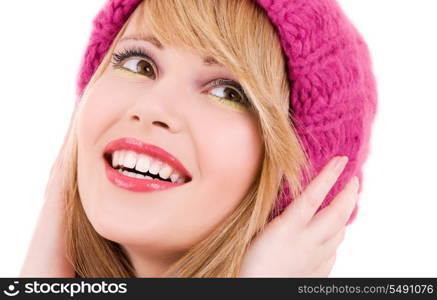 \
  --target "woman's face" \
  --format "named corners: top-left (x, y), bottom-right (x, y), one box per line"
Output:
top-left (76, 11), bottom-right (263, 257)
